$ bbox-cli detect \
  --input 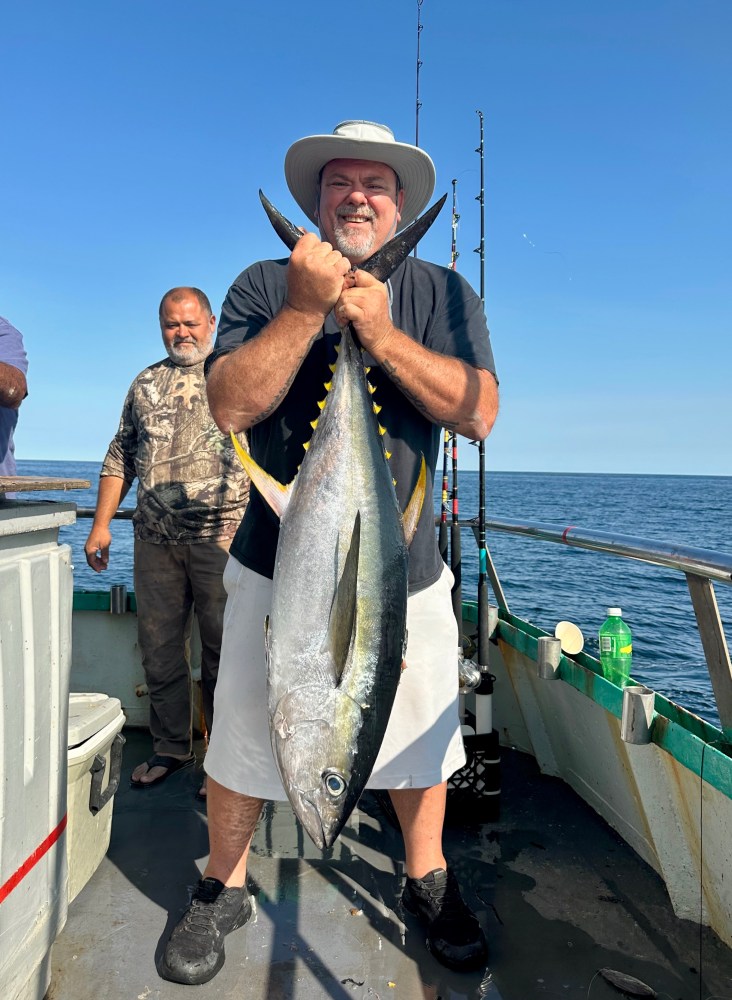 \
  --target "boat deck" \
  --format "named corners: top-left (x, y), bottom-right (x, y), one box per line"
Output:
top-left (50, 729), bottom-right (732, 1000)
